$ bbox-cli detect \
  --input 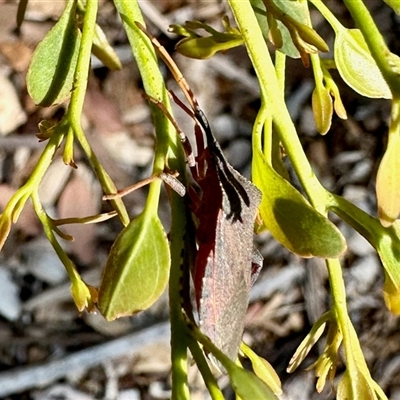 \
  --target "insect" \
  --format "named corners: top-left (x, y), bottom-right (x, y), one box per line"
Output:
top-left (137, 22), bottom-right (263, 362)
